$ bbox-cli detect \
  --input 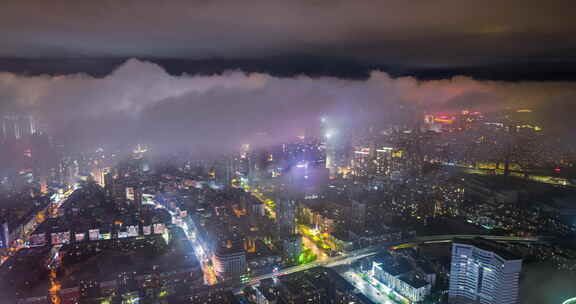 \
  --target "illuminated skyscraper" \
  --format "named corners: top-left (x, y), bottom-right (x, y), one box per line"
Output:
top-left (276, 196), bottom-right (297, 239)
top-left (0, 222), bottom-right (9, 249)
top-left (350, 200), bottom-right (366, 230)
top-left (375, 147), bottom-right (393, 176)
top-left (1, 114), bottom-right (41, 141)
top-left (449, 238), bottom-right (522, 304)
top-left (324, 130), bottom-right (352, 178)
top-left (351, 147), bottom-right (371, 178)
top-left (213, 238), bottom-right (247, 281)
top-left (91, 167), bottom-right (109, 188)
top-left (59, 157), bottom-right (79, 188)
top-left (124, 182), bottom-right (143, 212)
top-left (2, 114), bottom-right (21, 140)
